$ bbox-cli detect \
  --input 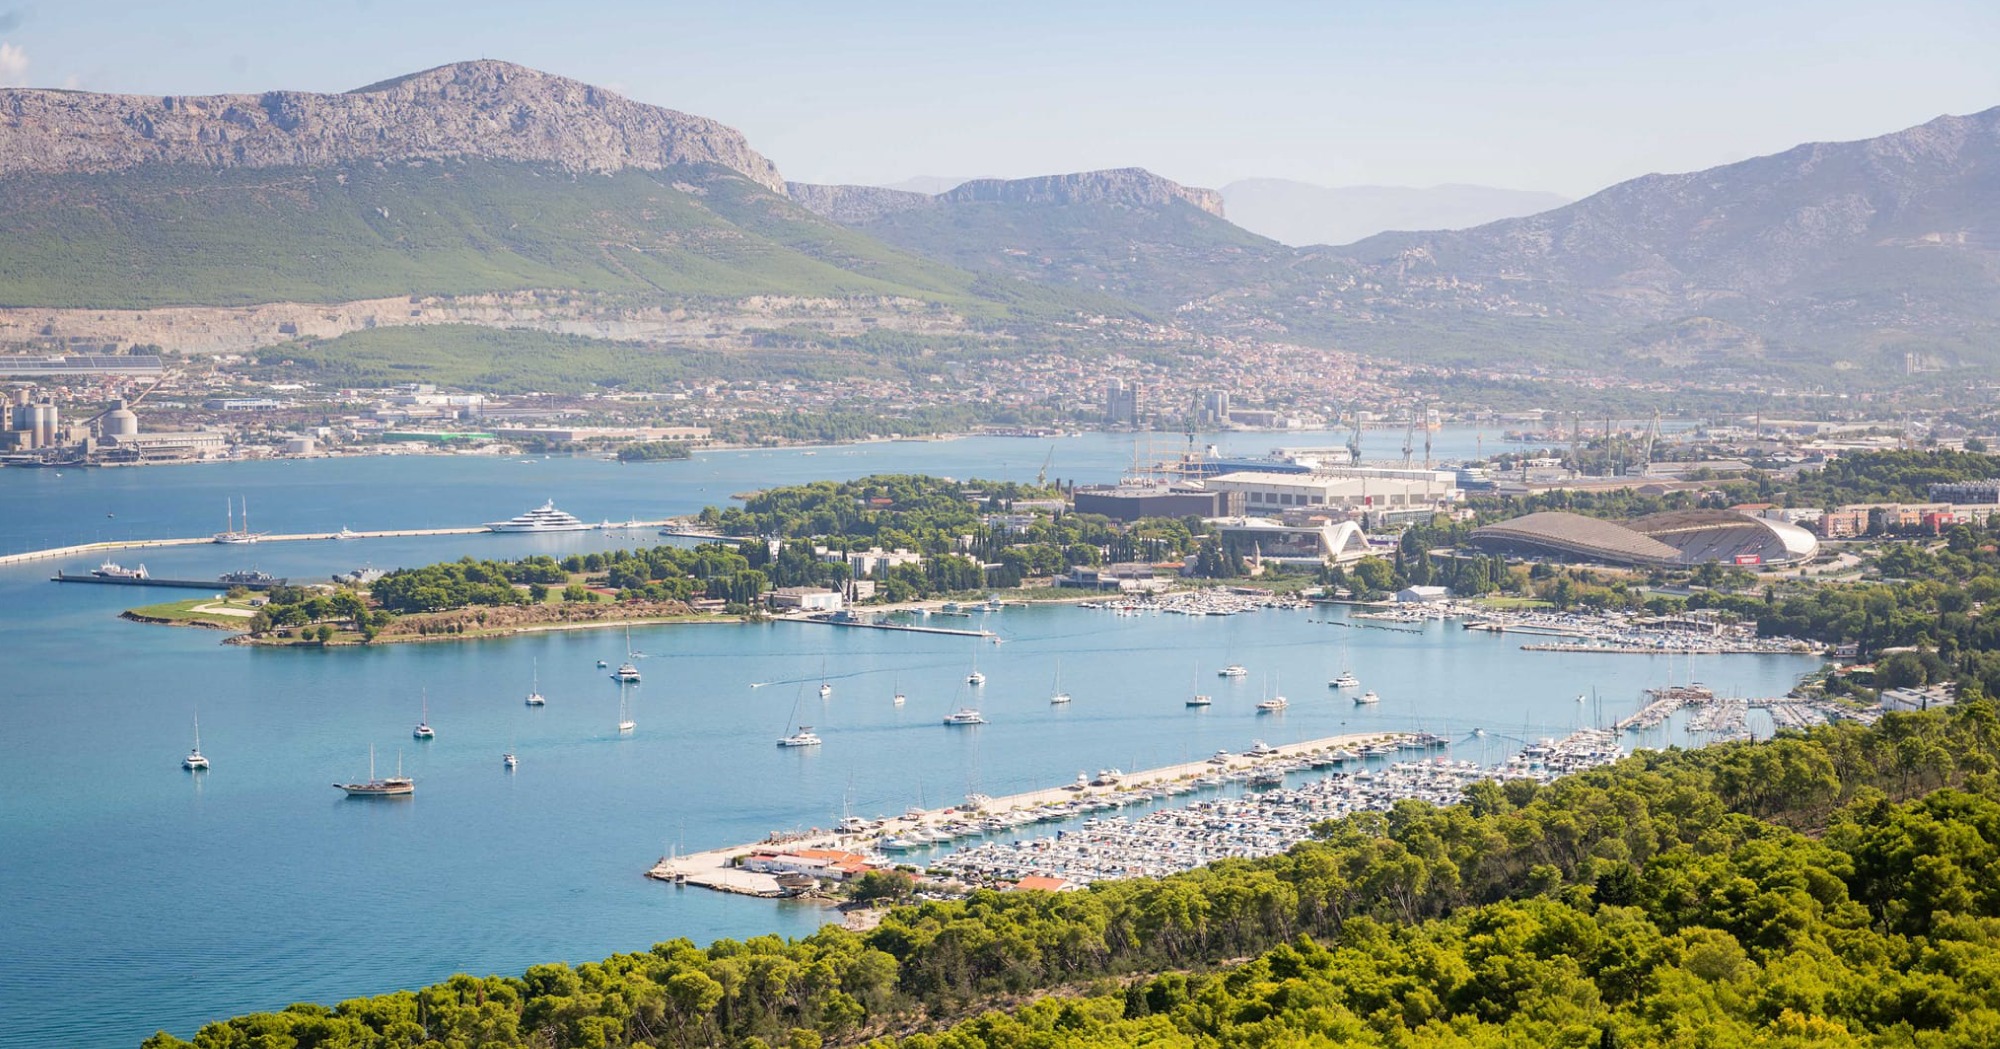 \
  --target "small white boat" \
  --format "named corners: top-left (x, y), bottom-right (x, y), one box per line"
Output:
top-left (335, 526), bottom-right (359, 541)
top-left (1257, 696), bottom-right (1289, 712)
top-left (943, 708), bottom-right (987, 726)
top-left (1329, 671), bottom-right (1360, 689)
top-left (1186, 693), bottom-right (1213, 707)
top-left (819, 682), bottom-right (832, 700)
top-left (1049, 658), bottom-right (1070, 704)
top-left (617, 679), bottom-right (636, 734)
top-left (503, 752), bottom-right (518, 769)
top-left (1355, 690), bottom-right (1380, 705)
top-left (182, 714), bottom-right (209, 771)
top-left (1218, 664), bottom-right (1247, 678)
